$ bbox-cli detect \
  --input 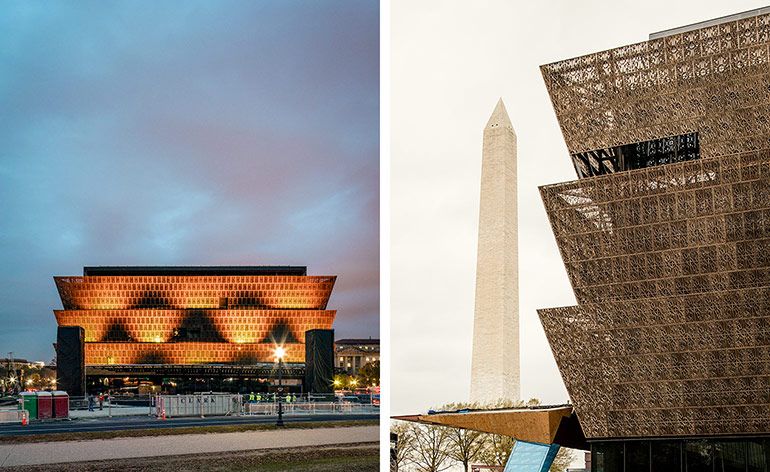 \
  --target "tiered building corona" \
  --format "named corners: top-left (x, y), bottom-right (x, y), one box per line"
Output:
top-left (537, 7), bottom-right (770, 471)
top-left (54, 266), bottom-right (336, 394)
